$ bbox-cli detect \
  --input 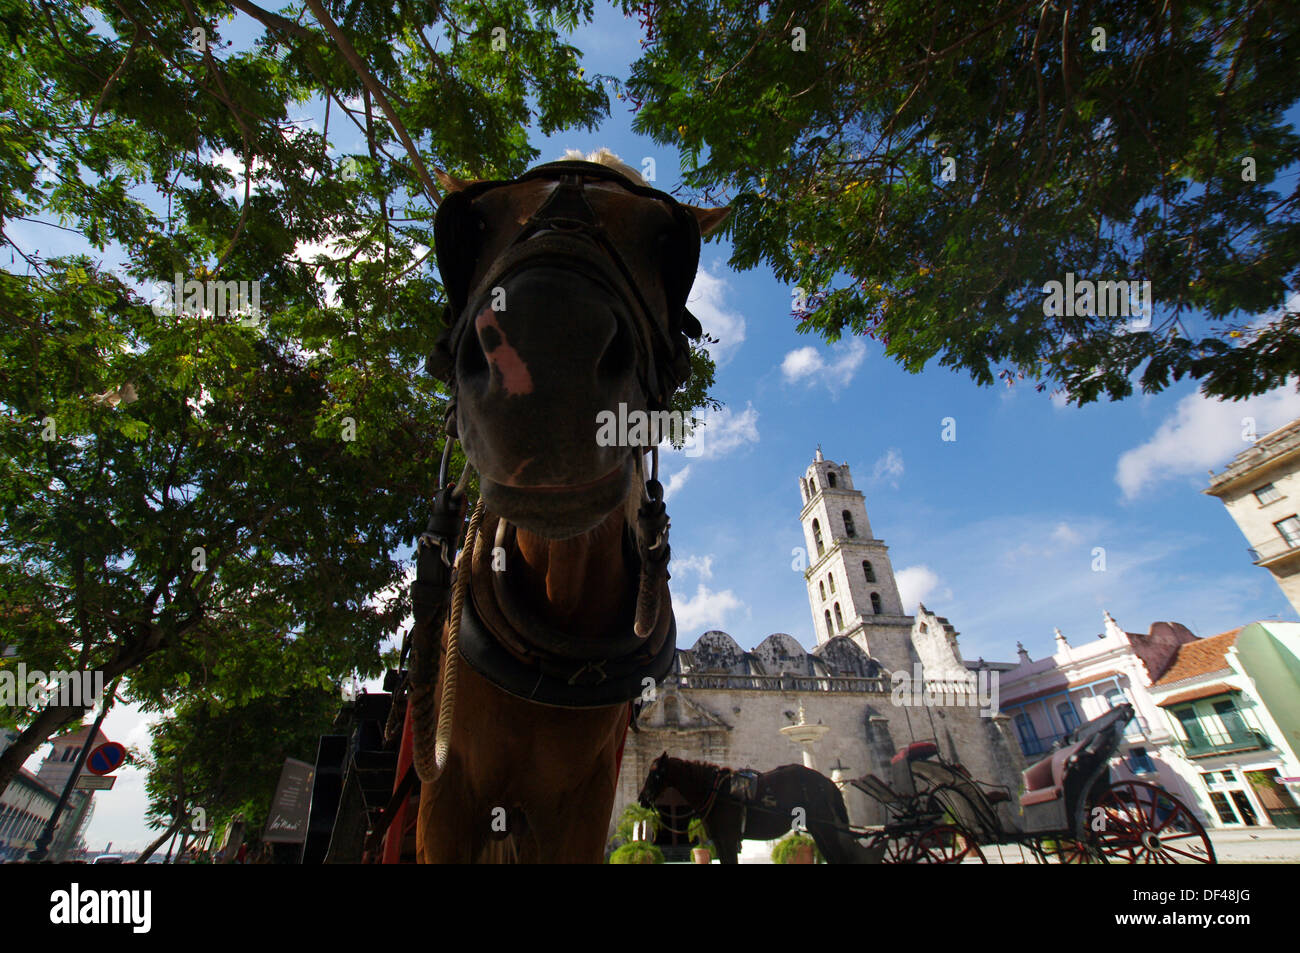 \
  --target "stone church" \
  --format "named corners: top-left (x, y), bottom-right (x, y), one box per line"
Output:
top-left (612, 450), bottom-right (1026, 848)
